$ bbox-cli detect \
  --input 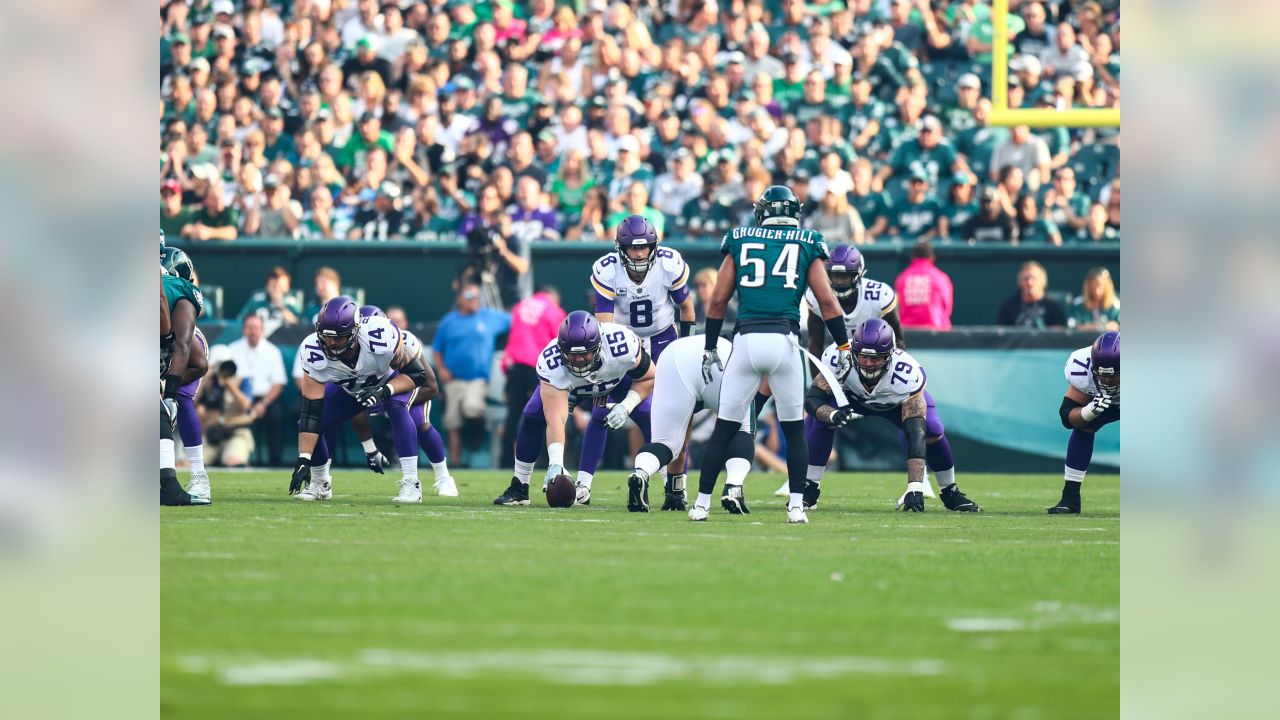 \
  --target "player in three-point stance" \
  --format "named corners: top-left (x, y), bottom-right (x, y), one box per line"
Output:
top-left (160, 243), bottom-right (211, 506)
top-left (584, 215), bottom-right (696, 504)
top-left (289, 296), bottom-right (439, 503)
top-left (696, 185), bottom-right (852, 524)
top-left (493, 311), bottom-right (656, 507)
top-left (807, 317), bottom-right (981, 512)
top-left (1049, 331), bottom-right (1119, 514)
top-left (162, 247), bottom-right (213, 502)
